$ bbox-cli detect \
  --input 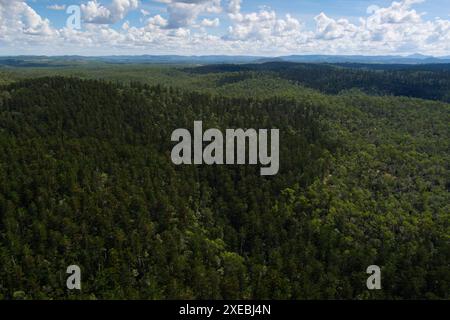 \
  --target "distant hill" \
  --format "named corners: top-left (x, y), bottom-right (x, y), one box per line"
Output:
top-left (2, 54), bottom-right (450, 66)
top-left (280, 54), bottom-right (450, 64)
